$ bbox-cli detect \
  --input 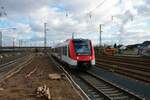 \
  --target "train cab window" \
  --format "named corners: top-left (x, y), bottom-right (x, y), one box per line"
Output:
top-left (73, 40), bottom-right (91, 55)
